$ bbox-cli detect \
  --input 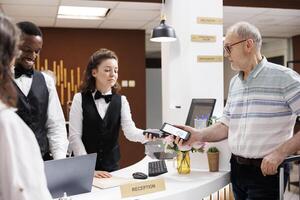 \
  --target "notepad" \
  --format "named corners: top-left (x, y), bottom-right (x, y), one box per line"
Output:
top-left (92, 176), bottom-right (137, 189)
